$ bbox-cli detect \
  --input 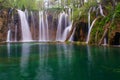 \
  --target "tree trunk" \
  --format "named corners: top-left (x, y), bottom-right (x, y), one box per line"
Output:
top-left (98, 22), bottom-right (111, 45)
